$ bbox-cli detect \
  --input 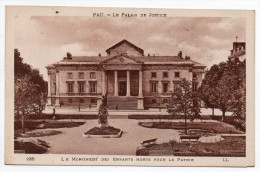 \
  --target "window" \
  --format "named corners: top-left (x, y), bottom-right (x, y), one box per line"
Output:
top-left (54, 82), bottom-right (56, 94)
top-left (151, 72), bottom-right (157, 78)
top-left (152, 99), bottom-right (156, 104)
top-left (67, 82), bottom-right (74, 93)
top-left (193, 73), bottom-right (197, 79)
top-left (69, 99), bottom-right (73, 103)
top-left (79, 72), bottom-right (84, 79)
top-left (91, 99), bottom-right (96, 104)
top-left (90, 72), bottom-right (96, 79)
top-left (78, 82), bottom-right (85, 93)
top-left (163, 99), bottom-right (168, 103)
top-left (192, 83), bottom-right (198, 92)
top-left (80, 99), bottom-right (84, 103)
top-left (150, 82), bottom-right (158, 93)
top-left (67, 72), bottom-right (73, 79)
top-left (175, 72), bottom-right (180, 78)
top-left (163, 72), bottom-right (168, 78)
top-left (89, 82), bottom-right (97, 93)
top-left (163, 82), bottom-right (169, 93)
